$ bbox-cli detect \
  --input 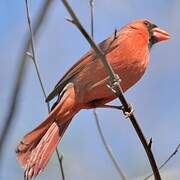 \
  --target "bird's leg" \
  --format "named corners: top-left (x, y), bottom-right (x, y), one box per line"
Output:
top-left (95, 104), bottom-right (123, 110)
top-left (88, 98), bottom-right (122, 110)
top-left (95, 103), bottom-right (135, 117)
